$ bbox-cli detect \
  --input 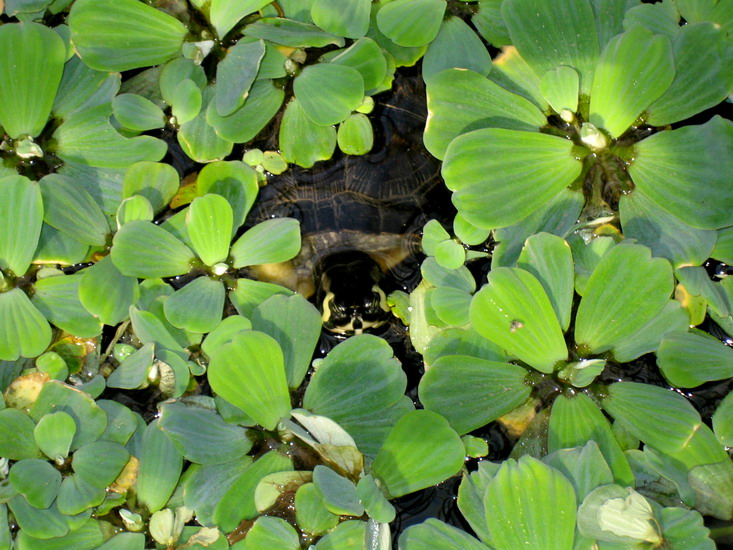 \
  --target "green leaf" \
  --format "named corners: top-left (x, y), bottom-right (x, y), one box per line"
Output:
top-left (423, 17), bottom-right (492, 82)
top-left (97, 399), bottom-right (138, 445)
top-left (713, 391), bottom-right (733, 447)
top-left (647, 22), bottom-right (729, 126)
top-left (376, 0), bottom-right (446, 47)
top-left (502, 0), bottom-right (599, 95)
top-left (620, 189), bottom-right (716, 268)
top-left (516, 233), bottom-right (574, 331)
top-left (196, 161), bottom-right (260, 233)
top-left (33, 223), bottom-right (89, 266)
top-left (424, 69), bottom-right (546, 160)
top-left (399, 518), bottom-right (488, 550)
top-left (78, 256), bottom-right (138, 326)
top-left (72, 441), bottom-right (130, 488)
top-left (117, 196), bottom-right (155, 225)
top-left (69, 0), bottom-right (187, 71)
top-left (602, 382), bottom-right (703, 454)
top-left (611, 300), bottom-right (689, 363)
top-left (31, 274), bottom-right (103, 338)
top-left (0, 175), bottom-right (43, 276)
top-left (53, 55), bottom-right (121, 120)
top-left (312, 0), bottom-right (371, 38)
top-left (589, 25), bottom-right (674, 137)
top-left (54, 104), bottom-right (167, 170)
top-left (0, 22), bottom-right (65, 138)
top-left (187, 194), bottom-right (233, 266)
top-left (94, 533), bottom-right (146, 550)
top-left (0, 288), bottom-right (52, 361)
top-left (294, 63), bottom-right (364, 126)
top-left (208, 331), bottom-right (291, 430)
top-left (544, 441), bottom-right (615, 504)
top-left (356, 475), bottom-right (395, 524)
top-left (442, 128), bottom-right (581, 229)
top-left (295, 483), bottom-right (340, 536)
top-left (178, 86), bottom-right (234, 163)
top-left (112, 93), bottom-right (165, 132)
top-left (202, 315), bottom-right (253, 356)
top-left (159, 401), bottom-right (252, 464)
top-left (207, 79), bottom-right (285, 143)
top-left (7, 496), bottom-right (69, 539)
top-left (312, 465), bottom-right (364, 516)
top-left (136, 419), bottom-right (183, 513)
top-left (0, 408), bottom-right (42, 459)
top-left (112, 220), bottom-right (195, 278)
top-left (629, 115), bottom-right (733, 230)
top-left (431, 286), bottom-right (471, 326)
top-left (163, 277), bottom-right (225, 334)
top-left (469, 267), bottom-right (568, 373)
top-left (229, 277), bottom-right (293, 318)
top-left (279, 97), bottom-right (337, 167)
top-left (419, 355), bottom-right (530, 435)
top-left (122, 161), bottom-right (180, 214)
top-left (170, 79), bottom-right (202, 125)
top-left (371, 409), bottom-right (464, 498)
top-left (243, 516), bottom-right (299, 550)
top-left (484, 456), bottom-right (576, 549)
top-left (230, 218), bottom-right (301, 268)
top-left (15, 518), bottom-right (107, 550)
top-left (56, 474), bottom-right (106, 515)
top-left (243, 17), bottom-right (345, 48)
top-left (251, 294), bottom-right (321, 389)
top-left (210, 0), bottom-right (273, 38)
top-left (106, 342), bottom-right (154, 390)
top-left (539, 66), bottom-right (579, 118)
top-left (321, 37), bottom-right (387, 93)
top-left (39, 174), bottom-right (109, 247)
top-left (215, 39), bottom-right (265, 116)
top-left (575, 243), bottom-right (673, 354)
top-left (548, 393), bottom-right (634, 487)
top-left (29, 380), bottom-right (108, 451)
top-left (657, 330), bottom-right (733, 387)
top-left (337, 113), bottom-right (374, 155)
top-left (33, 410), bottom-right (76, 461)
